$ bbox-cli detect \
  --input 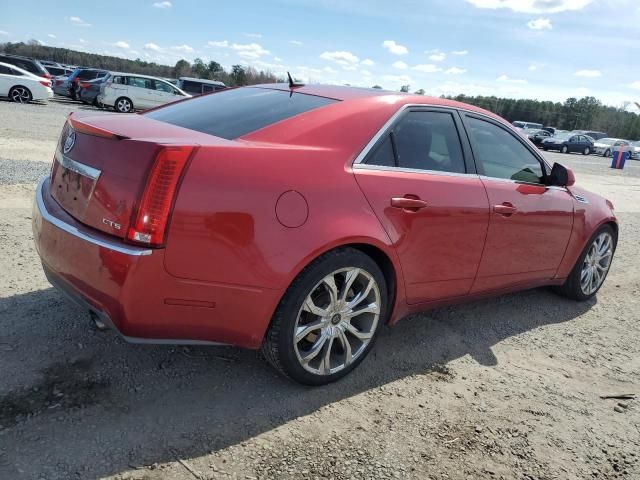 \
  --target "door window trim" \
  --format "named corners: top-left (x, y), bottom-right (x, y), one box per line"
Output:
top-left (354, 105), bottom-right (477, 176)
top-left (458, 112), bottom-right (551, 186)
